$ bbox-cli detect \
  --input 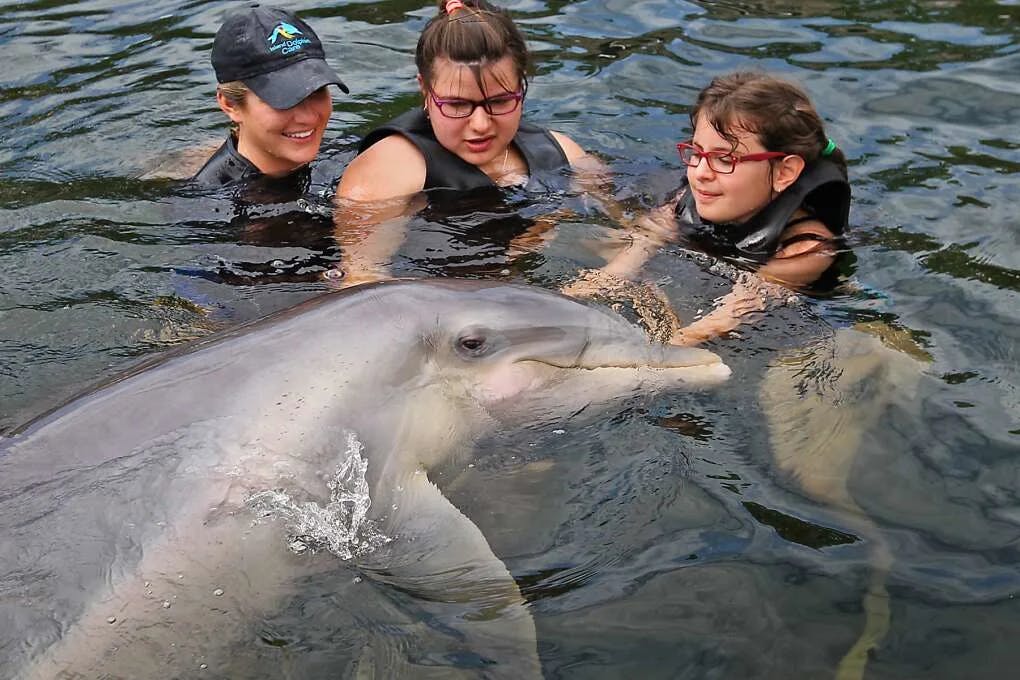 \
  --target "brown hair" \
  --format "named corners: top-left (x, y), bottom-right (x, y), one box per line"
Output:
top-left (216, 81), bottom-right (248, 107)
top-left (216, 81), bottom-right (248, 135)
top-left (690, 71), bottom-right (848, 179)
top-left (416, 0), bottom-right (529, 96)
